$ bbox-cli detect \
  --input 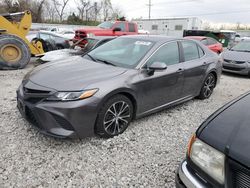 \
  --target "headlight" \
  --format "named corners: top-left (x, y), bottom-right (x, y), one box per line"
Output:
top-left (46, 89), bottom-right (98, 101)
top-left (87, 33), bottom-right (95, 38)
top-left (189, 137), bottom-right (225, 184)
